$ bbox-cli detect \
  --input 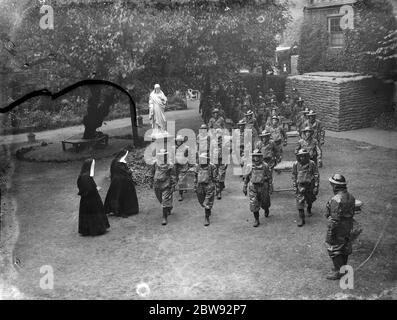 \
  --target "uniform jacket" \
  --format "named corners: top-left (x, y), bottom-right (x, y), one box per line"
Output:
top-left (208, 116), bottom-right (225, 129)
top-left (150, 161), bottom-right (176, 189)
top-left (295, 138), bottom-right (322, 162)
top-left (266, 125), bottom-right (286, 144)
top-left (292, 160), bottom-right (319, 188)
top-left (244, 161), bottom-right (271, 186)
